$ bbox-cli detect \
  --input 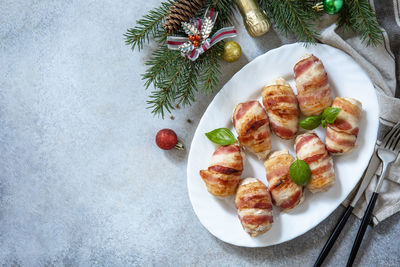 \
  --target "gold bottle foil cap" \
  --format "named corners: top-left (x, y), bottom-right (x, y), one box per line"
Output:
top-left (235, 0), bottom-right (271, 37)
